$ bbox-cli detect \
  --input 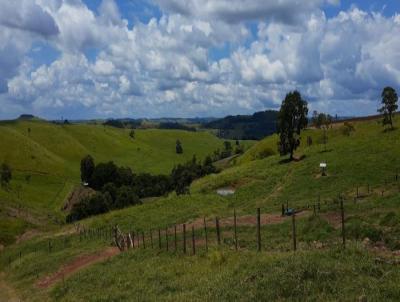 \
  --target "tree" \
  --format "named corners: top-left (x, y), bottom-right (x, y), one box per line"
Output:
top-left (89, 161), bottom-right (118, 190)
top-left (378, 86), bottom-right (398, 129)
top-left (0, 163), bottom-right (12, 188)
top-left (115, 186), bottom-right (141, 209)
top-left (277, 91), bottom-right (308, 160)
top-left (102, 182), bottom-right (118, 202)
top-left (176, 139), bottom-right (183, 154)
top-left (80, 155), bottom-right (95, 184)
